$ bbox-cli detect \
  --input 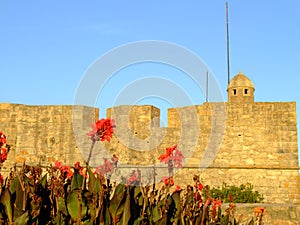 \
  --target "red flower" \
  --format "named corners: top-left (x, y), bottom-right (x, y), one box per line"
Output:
top-left (254, 206), bottom-right (267, 215)
top-left (169, 149), bottom-right (184, 168)
top-left (0, 132), bottom-right (9, 163)
top-left (166, 144), bottom-right (177, 155)
top-left (55, 160), bottom-right (62, 169)
top-left (158, 145), bottom-right (184, 174)
top-left (74, 162), bottom-right (85, 177)
top-left (0, 173), bottom-right (3, 186)
top-left (161, 176), bottom-right (174, 186)
top-left (0, 131), bottom-right (6, 146)
top-left (95, 158), bottom-right (113, 176)
top-left (194, 192), bottom-right (202, 202)
top-left (60, 165), bottom-right (74, 179)
top-left (174, 185), bottom-right (182, 192)
top-left (87, 118), bottom-right (115, 142)
top-left (212, 198), bottom-right (222, 210)
top-left (195, 183), bottom-right (203, 191)
top-left (74, 161), bottom-right (81, 170)
top-left (158, 144), bottom-right (177, 163)
top-left (204, 196), bottom-right (211, 207)
top-left (126, 171), bottom-right (140, 186)
top-left (104, 158), bottom-right (112, 171)
top-left (0, 148), bottom-right (7, 163)
top-left (54, 160), bottom-right (74, 179)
